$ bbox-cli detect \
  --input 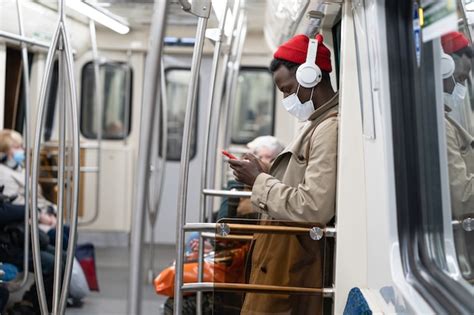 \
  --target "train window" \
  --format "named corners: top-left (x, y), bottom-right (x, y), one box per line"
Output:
top-left (230, 68), bottom-right (275, 144)
top-left (386, 1), bottom-right (474, 313)
top-left (80, 62), bottom-right (132, 140)
top-left (162, 68), bottom-right (198, 161)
